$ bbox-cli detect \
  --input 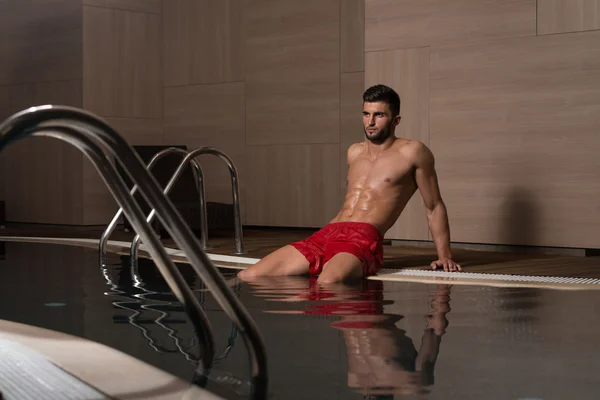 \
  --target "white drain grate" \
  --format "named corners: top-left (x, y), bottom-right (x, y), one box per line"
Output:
top-left (0, 339), bottom-right (108, 400)
top-left (390, 270), bottom-right (600, 284)
top-left (372, 269), bottom-right (600, 289)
